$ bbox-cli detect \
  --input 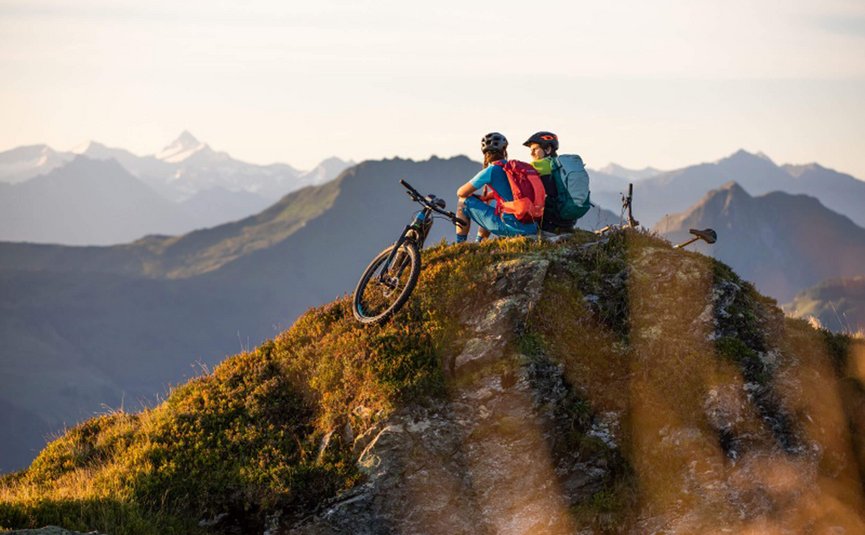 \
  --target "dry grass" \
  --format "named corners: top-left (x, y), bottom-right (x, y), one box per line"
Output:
top-left (4, 230), bottom-right (865, 533)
